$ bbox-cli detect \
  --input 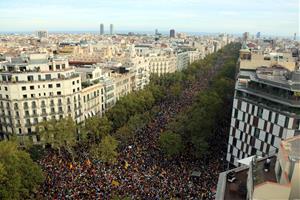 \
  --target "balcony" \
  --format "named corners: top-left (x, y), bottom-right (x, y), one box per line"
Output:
top-left (237, 84), bottom-right (300, 108)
